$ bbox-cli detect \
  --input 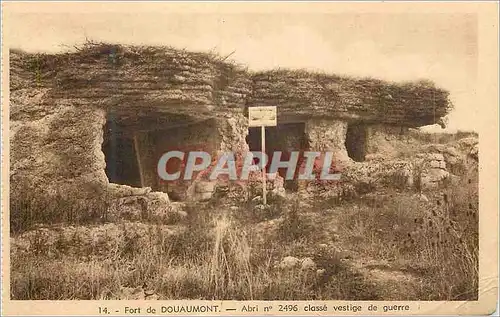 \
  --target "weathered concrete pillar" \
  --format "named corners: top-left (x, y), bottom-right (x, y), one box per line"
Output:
top-left (305, 119), bottom-right (351, 166)
top-left (215, 114), bottom-right (249, 155)
top-left (296, 119), bottom-right (351, 192)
